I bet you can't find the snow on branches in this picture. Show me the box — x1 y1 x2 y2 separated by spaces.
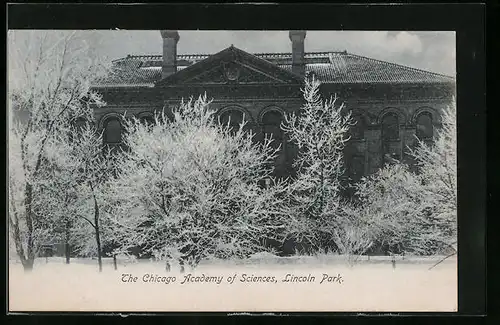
280 76 354 250
409 99 457 253
353 164 429 254
7 31 457 269
352 100 457 255
107 95 287 270
8 31 106 271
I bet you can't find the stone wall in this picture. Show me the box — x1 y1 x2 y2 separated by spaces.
92 82 454 180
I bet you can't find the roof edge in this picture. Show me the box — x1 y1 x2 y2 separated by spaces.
111 50 456 80
346 52 456 80
112 51 346 63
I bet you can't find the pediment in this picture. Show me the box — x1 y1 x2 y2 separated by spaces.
181 61 291 85
156 46 303 87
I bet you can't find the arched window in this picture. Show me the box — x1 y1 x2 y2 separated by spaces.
69 117 88 142
219 109 245 133
416 112 433 140
261 110 284 147
103 118 122 144
139 115 155 128
350 115 365 140
381 113 399 141
349 155 365 181
75 117 87 132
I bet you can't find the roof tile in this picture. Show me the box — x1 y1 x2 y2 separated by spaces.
94 51 455 87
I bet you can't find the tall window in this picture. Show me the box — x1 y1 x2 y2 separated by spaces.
69 117 88 142
416 112 433 140
219 109 245 133
349 155 365 181
104 118 122 144
350 115 365 140
381 113 399 141
75 118 87 132
261 110 284 148
139 115 155 128
381 113 400 160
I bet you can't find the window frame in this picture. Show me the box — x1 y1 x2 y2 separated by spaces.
103 117 123 144
348 154 366 181
138 115 155 129
218 109 246 133
350 114 366 141
261 110 285 146
415 111 434 140
381 112 400 142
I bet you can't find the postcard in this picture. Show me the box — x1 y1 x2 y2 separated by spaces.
8 28 457 312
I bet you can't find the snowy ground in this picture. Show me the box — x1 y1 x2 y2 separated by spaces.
8 254 457 312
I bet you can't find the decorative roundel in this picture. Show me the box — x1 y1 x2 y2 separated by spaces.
222 61 240 82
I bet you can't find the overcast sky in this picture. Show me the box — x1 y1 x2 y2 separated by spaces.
87 30 455 76
8 30 456 77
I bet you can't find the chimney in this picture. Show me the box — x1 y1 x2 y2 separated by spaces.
160 30 180 79
289 30 307 77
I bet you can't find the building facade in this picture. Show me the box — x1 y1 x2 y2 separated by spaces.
92 30 455 182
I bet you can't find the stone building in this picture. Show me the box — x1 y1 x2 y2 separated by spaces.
92 30 455 182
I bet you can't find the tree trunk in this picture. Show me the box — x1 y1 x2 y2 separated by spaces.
65 244 71 264
94 208 102 273
113 254 117 271
22 258 35 271
65 218 71 264
90 181 102 273
319 164 325 214
11 214 29 270
23 183 36 272
179 258 185 273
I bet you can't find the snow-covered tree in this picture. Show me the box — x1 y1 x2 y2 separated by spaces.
8 31 106 271
34 151 80 265
61 123 115 272
108 95 287 271
280 76 354 251
409 99 457 253
352 100 457 255
352 163 428 254
330 202 374 265
28 118 116 272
